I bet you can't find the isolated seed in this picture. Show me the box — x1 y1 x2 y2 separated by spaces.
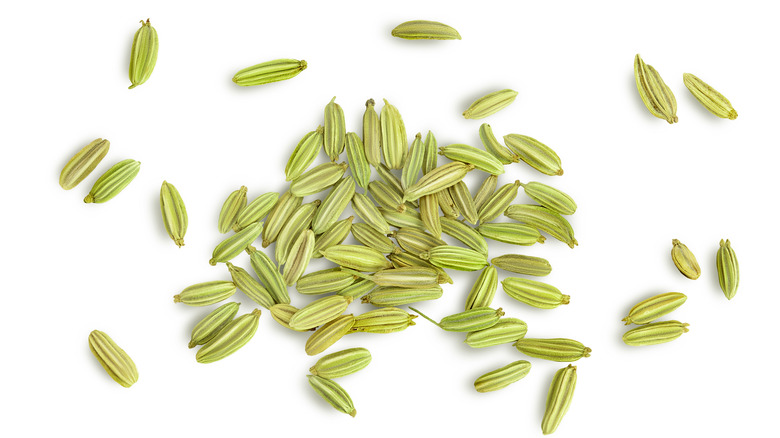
352 192 391 234
448 181 479 224
297 268 357 295
160 181 187 247
218 186 248 234
84 159 141 203
174 281 236 306
310 347 372 378
463 89 518 119
128 19 158 89
391 20 461 40
514 338 591 362
419 194 442 238
542 365 577 435
717 239 739 300
196 309 262 363
671 239 701 280
59 138 110 190
387 252 453 284
338 278 376 299
232 58 307 86
380 207 426 229
88 330 138 388
427 307 505 332
491 254 551 276
393 227 447 255
285 127 324 182
634 54 678 123
474 360 531 393
188 302 240 348
269 304 308 331
622 292 687 325
307 375 357 417
622 320 690 346
683 73 737 119
502 277 569 309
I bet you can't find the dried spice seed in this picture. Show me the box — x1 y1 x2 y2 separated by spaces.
88 330 138 388
305 314 355 356
232 58 307 86
307 375 357 417
474 360 531 393
514 338 592 362
59 138 110 190
174 281 237 306
503 134 563 176
463 89 518 119
683 73 738 119
128 19 158 89
380 99 408 169
310 347 372 379
188 302 240 348
622 292 687 325
324 97 346 161
84 159 141 203
671 239 701 280
196 309 262 363
362 99 381 167
491 254 552 276
391 20 461 40
218 186 248 234
542 365 577 435
234 192 278 232
717 239 739 300
634 54 678 123
285 127 324 182
465 318 528 348
502 277 569 309
209 221 263 265
160 181 187 247
622 321 689 346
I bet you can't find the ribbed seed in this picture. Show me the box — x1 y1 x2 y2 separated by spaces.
419 194 442 238
352 192 391 234
322 245 392 271
542 365 577 435
324 97 346 161
351 307 417 333
88 330 138 388
188 302 240 348
217 186 247 234
297 268 357 295
247 246 290 304
683 73 738 119
439 144 505 175
356 266 440 288
289 295 353 331
515 338 591 362
282 229 315 286
60 138 110 190
465 266 498 310
290 162 348 197
474 360 531 393
391 20 461 40
380 207 425 229
338 278 376 299
209 221 263 265
232 58 306 86
478 223 545 246
440 217 489 256
363 99 381 167
465 318 528 348
310 347 372 378
128 19 158 89
622 292 687 325
504 134 563 176
312 177 355 235
313 216 354 258
634 54 678 123
84 159 141 203
463 89 518 119
234 192 278 232
305 314 355 356
434 307 505 332
473 174 498 212
351 222 396 254
381 99 408 169
502 277 569 309
275 201 320 265
376 163 405 197
368 180 405 211
422 131 438 174
448 181 479 224
478 180 520 223
436 188 460 219
174 281 236 306
160 181 187 247
345 132 371 189
262 190 302 247
420 245 488 271
269 304 308 331
479 124 517 164
401 133 425 190
403 162 475 202
393 227 447 255
492 254 551 276
504 204 577 248
196 309 261 363
307 375 356 417
285 126 324 182
361 285 443 306
717 239 739 300
387 252 453 284
227 262 274 308
623 321 690 346
671 239 701 280
521 181 577 215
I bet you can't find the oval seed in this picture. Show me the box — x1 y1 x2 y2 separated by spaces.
324 97 346 161
88 330 138 388
307 375 356 417
464 266 498 310
503 134 563 176
504 204 577 248
717 239 739 300
683 73 737 119
232 58 307 86
380 99 408 169
289 295 353 331
160 181 188 247
479 124 517 164
305 314 355 356
84 159 141 203
403 162 475 202
362 99 381 167
345 132 371 189
285 127 324 182
217 186 248 234
310 347 372 379
671 239 701 280
491 254 552 276
282 229 316 286
312 177 355 235
391 20 461 40
502 277 569 309
634 54 678 123
520 181 577 215
474 360 531 393
402 133 425 190
227 262 275 309
196 309 262 363
463 89 518 119
234 192 278 232
174 281 236 306
465 318 528 348
514 338 592 362
351 307 417 333
542 365 577 435
623 321 690 346
439 143 505 175
262 190 302 247
209 221 263 265
59 138 110 190
477 223 545 246
622 292 687 325
247 246 290 305
420 245 488 271
290 162 348 197
188 302 241 348
128 19 158 89
313 216 354 257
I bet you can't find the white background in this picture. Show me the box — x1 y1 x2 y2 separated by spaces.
1 1 777 436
